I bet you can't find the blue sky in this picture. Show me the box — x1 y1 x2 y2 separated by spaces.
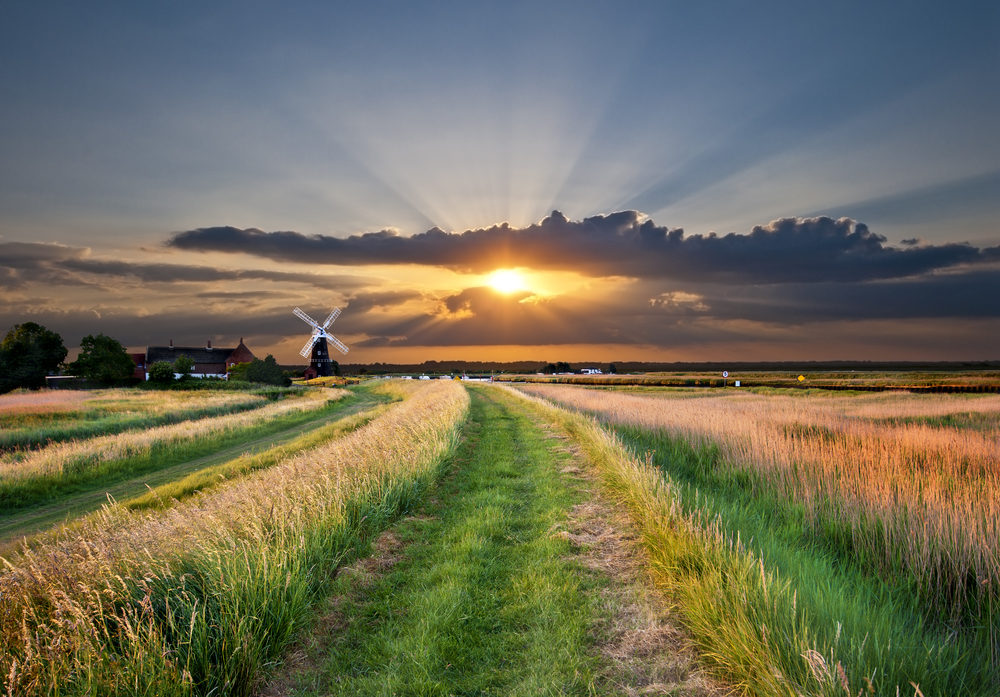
1 1 998 362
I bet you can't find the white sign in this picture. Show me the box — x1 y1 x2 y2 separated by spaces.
722 371 729 378
735 380 741 387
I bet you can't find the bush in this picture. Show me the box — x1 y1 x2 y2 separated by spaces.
148 361 176 384
173 355 195 379
245 355 290 386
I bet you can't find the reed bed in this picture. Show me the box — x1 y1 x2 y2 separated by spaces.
517 384 1000 626
0 380 468 696
0 389 271 451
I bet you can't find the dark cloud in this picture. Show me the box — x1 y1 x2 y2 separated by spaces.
167 212 992 283
0 241 371 288
3 268 997 359
195 290 289 300
0 303 358 351
669 270 1000 325
344 289 424 314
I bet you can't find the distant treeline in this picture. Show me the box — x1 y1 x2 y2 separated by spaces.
319 359 1000 376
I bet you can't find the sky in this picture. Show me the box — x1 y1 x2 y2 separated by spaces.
1 1 998 364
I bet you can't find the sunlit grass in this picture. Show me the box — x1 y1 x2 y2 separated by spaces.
0 380 469 695
0 390 343 513
294 385 604 695
0 388 273 450
507 384 999 695
518 384 1000 625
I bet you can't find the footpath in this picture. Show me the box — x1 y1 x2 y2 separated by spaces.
262 385 720 697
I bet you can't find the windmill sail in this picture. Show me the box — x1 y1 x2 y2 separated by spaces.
299 336 317 357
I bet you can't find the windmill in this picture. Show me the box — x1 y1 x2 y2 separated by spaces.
294 307 348 377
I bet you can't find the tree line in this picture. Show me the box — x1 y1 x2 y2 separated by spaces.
0 322 289 393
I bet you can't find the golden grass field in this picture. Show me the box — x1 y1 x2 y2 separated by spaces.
517 384 1000 623
0 389 338 482
1 379 996 695
0 380 468 695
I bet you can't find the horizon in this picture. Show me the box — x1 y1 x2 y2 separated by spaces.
2 2 998 363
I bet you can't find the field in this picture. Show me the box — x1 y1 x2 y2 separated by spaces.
1 379 997 695
495 370 1000 392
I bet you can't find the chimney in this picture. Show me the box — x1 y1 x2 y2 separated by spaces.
207 340 212 349
169 339 173 349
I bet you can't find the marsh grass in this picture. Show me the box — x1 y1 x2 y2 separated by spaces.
0 380 468 696
505 385 998 696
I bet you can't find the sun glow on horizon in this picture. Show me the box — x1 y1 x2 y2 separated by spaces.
488 268 527 294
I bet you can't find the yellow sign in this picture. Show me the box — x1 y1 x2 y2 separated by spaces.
797 375 805 382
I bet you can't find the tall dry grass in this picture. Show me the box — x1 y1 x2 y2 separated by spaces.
0 389 340 483
517 385 1000 625
502 384 996 695
0 389 271 451
0 380 468 696
0 389 90 415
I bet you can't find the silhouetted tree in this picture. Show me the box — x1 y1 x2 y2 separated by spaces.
70 333 134 385
0 322 67 392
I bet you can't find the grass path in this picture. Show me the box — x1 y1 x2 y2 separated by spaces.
263 385 717 697
0 390 385 548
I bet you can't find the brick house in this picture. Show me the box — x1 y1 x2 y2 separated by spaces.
135 339 255 380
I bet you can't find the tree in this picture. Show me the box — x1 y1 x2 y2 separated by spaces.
227 361 251 381
147 361 176 384
70 333 135 385
245 355 289 386
608 363 618 374
173 355 195 379
0 322 67 392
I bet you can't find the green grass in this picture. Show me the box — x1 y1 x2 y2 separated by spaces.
610 423 996 696
122 401 389 512
0 390 283 451
277 385 612 696
0 389 394 544
0 381 470 697
880 411 1000 432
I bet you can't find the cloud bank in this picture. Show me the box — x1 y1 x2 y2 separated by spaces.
167 211 996 283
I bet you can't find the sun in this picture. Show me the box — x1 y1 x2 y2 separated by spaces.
487 268 526 294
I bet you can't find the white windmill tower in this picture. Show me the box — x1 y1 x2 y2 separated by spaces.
294 307 348 377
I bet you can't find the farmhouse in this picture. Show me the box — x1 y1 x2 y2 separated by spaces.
136 339 255 380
